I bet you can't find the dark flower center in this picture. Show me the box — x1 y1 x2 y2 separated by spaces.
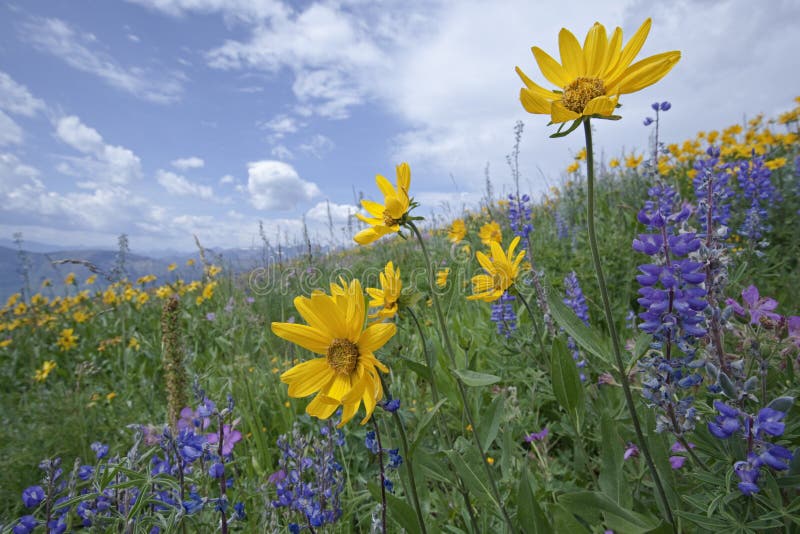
327 338 359 375
563 77 605 114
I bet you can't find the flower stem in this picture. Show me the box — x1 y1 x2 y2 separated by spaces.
407 221 515 532
514 290 546 357
372 418 388 534
583 119 675 528
379 376 428 534
406 306 440 404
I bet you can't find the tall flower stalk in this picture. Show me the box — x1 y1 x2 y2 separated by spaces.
584 120 674 526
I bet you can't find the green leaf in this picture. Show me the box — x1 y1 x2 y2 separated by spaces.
546 285 612 366
559 491 659 534
399 356 432 382
550 118 584 138
552 505 590 532
451 368 500 387
445 450 497 509
410 399 447 455
598 414 628 507
477 394 504 451
675 511 729 530
633 332 653 359
767 396 794 413
368 481 422 534
550 337 585 422
517 467 551 534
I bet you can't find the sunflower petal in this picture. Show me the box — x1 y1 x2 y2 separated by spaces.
282 358 334 397
601 27 623 78
583 95 617 117
293 295 333 338
583 23 608 77
306 394 340 419
612 51 681 94
271 322 330 354
359 322 396 353
515 67 559 99
361 199 386 218
550 100 581 123
532 46 571 88
395 163 411 197
476 250 494 274
607 18 651 80
324 373 353 402
558 27 586 78
375 174 395 198
520 88 551 115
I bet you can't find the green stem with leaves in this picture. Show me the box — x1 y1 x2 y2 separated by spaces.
583 119 675 528
407 221 515 533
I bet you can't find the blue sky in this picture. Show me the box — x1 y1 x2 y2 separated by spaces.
1 0 798 252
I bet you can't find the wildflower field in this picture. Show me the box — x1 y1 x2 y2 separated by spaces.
3 18 800 534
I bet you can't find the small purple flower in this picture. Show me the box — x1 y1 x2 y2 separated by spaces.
21 486 45 508
623 443 639 460
90 442 109 459
209 462 225 478
708 401 740 438
383 398 401 412
246 296 255 304
734 455 761 495
726 285 781 325
755 407 786 437
78 465 94 481
206 424 243 456
13 515 38 534
206 312 216 321
387 448 403 469
651 102 660 111
788 316 800 347
660 102 671 111
524 428 549 443
643 117 654 126
669 456 686 469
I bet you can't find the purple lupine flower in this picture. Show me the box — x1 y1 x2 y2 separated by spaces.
669 456 686 469
643 117 654 126
12 515 37 534
206 312 216 321
382 398 401 412
693 146 734 232
209 462 225 479
787 316 800 347
735 154 778 241
708 401 741 438
726 285 781 325
21 486 45 508
563 272 589 381
754 407 787 437
491 291 517 338
524 428 549 442
555 210 570 240
177 429 206 463
623 443 639 460
660 102 672 111
90 442 109 459
206 424 242 456
387 449 403 469
508 193 533 244
734 456 761 495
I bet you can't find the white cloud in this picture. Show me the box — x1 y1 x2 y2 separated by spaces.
171 156 205 170
259 114 299 136
55 115 142 185
126 0 289 22
305 200 357 224
156 169 214 198
0 71 46 116
0 111 23 146
206 3 383 118
20 17 184 104
247 160 320 210
298 133 334 158
219 174 235 185
271 144 294 160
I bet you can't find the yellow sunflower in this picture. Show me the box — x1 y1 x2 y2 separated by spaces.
516 18 680 124
478 221 503 246
366 261 402 319
467 237 525 302
271 279 396 427
436 268 450 288
354 163 412 245
448 219 467 243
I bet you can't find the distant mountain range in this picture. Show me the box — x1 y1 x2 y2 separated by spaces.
0 240 323 302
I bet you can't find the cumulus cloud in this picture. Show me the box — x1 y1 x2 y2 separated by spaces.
219 174 235 185
55 115 142 185
298 133 334 159
0 71 46 116
19 17 184 104
206 3 382 119
271 144 294 160
156 169 214 198
0 111 24 146
125 0 289 22
247 160 320 210
171 156 205 170
305 200 357 224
